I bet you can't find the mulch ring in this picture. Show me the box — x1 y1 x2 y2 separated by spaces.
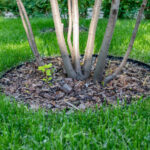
0 56 150 111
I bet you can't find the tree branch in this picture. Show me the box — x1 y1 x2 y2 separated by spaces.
93 0 120 82
104 0 148 85
83 0 102 79
50 0 77 79
17 0 43 66
67 0 74 64
72 0 83 77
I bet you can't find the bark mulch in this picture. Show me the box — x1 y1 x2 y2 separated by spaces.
0 57 150 111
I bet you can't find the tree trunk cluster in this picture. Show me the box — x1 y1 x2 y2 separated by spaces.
17 0 148 85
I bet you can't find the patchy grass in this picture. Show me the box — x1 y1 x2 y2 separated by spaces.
0 17 150 149
0 17 150 72
0 95 150 149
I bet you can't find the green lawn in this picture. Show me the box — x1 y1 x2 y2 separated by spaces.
0 17 150 73
0 95 150 150
0 17 150 149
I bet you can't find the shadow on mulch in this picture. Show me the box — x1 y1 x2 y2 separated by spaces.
0 56 150 111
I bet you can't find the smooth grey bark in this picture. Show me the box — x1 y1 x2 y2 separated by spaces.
50 0 77 79
93 0 120 82
104 0 148 85
16 0 43 66
72 0 83 77
67 0 74 64
83 0 102 79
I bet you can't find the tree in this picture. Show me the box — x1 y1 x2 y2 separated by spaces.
17 0 148 85
50 0 147 84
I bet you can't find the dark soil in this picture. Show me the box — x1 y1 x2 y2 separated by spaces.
0 57 150 111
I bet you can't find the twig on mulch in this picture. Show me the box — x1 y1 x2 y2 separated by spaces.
64 101 79 110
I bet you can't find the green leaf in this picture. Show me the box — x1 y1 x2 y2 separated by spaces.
42 78 47 82
38 66 45 73
47 63 52 68
48 77 52 81
46 70 51 76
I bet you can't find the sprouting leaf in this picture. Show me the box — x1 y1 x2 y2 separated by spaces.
38 66 46 73
42 78 47 82
47 63 52 68
46 70 51 76
48 77 52 81
38 63 54 84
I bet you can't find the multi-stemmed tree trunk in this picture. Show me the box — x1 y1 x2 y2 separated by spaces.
50 0 77 79
50 0 103 80
16 0 43 66
17 0 147 85
104 0 148 85
49 0 147 84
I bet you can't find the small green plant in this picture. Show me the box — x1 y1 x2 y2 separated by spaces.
38 63 54 83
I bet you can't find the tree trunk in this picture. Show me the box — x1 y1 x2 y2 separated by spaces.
17 0 43 66
67 0 74 65
94 0 120 82
72 0 83 77
104 0 148 85
83 0 102 79
50 0 77 79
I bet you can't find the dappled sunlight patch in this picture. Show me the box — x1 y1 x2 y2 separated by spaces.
1 42 30 51
35 36 60 56
142 34 150 42
0 42 32 72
